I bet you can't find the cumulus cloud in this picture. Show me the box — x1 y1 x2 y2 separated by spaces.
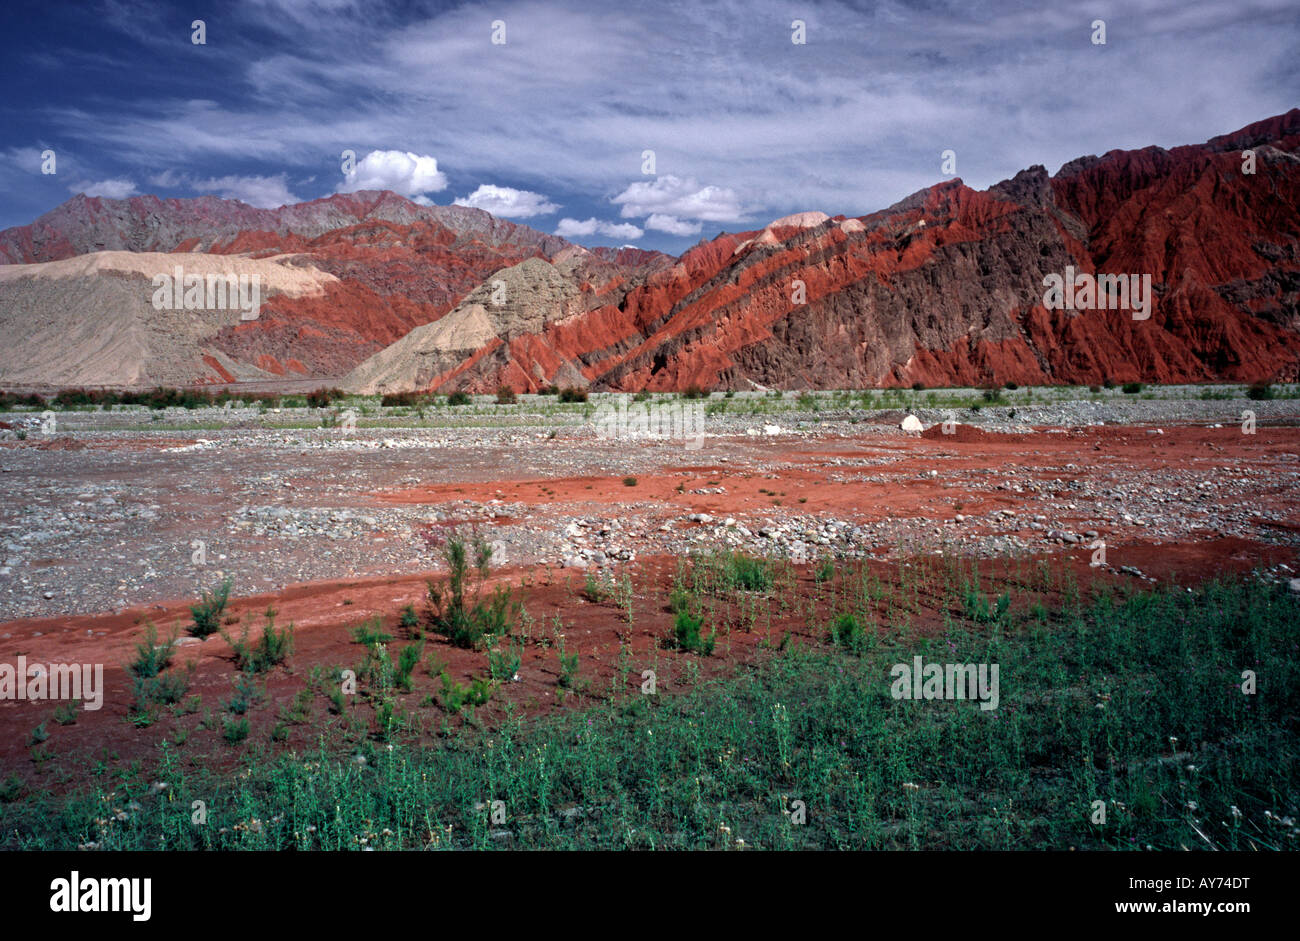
190 174 299 208
612 175 744 223
645 213 702 237
69 178 139 199
454 184 559 218
555 217 643 240
338 150 447 197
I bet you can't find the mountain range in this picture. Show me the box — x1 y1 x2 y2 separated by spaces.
1 109 1297 391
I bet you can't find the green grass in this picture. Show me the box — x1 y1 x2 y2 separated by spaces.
3 573 1295 850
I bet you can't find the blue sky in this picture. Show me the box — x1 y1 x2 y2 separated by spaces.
1 0 1296 253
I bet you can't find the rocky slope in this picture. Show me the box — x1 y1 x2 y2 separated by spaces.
4 111 1299 391
0 192 671 384
345 110 1300 393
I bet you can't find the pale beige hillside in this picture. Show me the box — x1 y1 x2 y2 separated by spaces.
343 256 586 394
0 251 337 386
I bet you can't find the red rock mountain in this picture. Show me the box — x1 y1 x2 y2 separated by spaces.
2 110 1297 390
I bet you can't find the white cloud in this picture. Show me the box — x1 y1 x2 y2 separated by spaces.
69 178 139 199
454 184 558 218
149 169 185 188
191 174 299 208
612 175 745 223
645 213 703 237
555 217 643 240
338 150 447 197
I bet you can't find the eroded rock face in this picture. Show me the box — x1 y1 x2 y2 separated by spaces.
0 192 672 385
4 111 1299 391
394 109 1299 393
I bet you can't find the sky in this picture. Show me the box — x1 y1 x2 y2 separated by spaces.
1 0 1296 253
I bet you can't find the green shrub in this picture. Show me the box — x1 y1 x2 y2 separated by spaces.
189 575 233 638
673 610 715 655
488 642 522 683
558 387 587 403
222 718 249 744
129 621 177 678
395 642 424 692
399 604 420 638
496 385 518 405
440 673 491 713
1247 382 1273 401
831 613 863 648
1122 382 1143 394
425 535 519 649
447 391 471 406
726 554 772 591
351 617 394 648
223 607 294 673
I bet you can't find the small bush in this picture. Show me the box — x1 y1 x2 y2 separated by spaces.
558 387 587 403
727 554 772 591
306 387 343 408
447 390 471 406
425 535 519 650
831 613 863 648
495 385 518 405
223 718 250 744
623 476 638 487
381 391 434 408
1122 382 1143 394
399 604 420 638
189 575 233 638
129 621 177 679
673 610 715 655
351 617 394 648
489 642 522 683
1247 381 1273 401
680 385 709 400
440 673 491 713
395 642 425 692
223 607 294 673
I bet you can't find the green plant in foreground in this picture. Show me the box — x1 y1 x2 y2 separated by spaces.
674 609 715 655
830 612 863 649
489 641 522 683
3 573 1296 852
189 574 233 638
222 718 249 744
223 607 294 673
425 535 519 650
129 620 177 678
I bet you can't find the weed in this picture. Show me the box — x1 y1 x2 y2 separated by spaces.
189 575 233 638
